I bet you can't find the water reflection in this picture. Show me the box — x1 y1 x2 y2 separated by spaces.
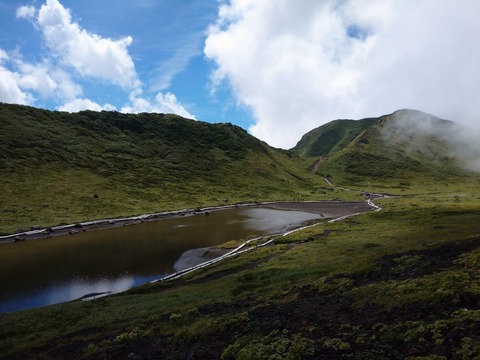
0 207 321 313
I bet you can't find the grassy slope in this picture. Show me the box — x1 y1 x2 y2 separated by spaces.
291 117 378 157
2 107 480 359
0 103 336 234
301 109 471 194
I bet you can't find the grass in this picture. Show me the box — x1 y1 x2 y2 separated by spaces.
302 109 476 195
2 104 480 358
291 117 378 157
2 180 480 358
0 103 341 234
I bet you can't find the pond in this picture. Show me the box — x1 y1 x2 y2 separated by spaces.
0 205 329 313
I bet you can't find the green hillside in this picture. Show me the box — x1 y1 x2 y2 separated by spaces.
296 109 472 193
291 116 378 157
0 103 330 234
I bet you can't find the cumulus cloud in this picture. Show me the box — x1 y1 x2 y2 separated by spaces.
1 0 195 120
57 98 116 112
0 49 31 104
48 68 83 101
1 48 82 104
16 62 58 100
121 90 196 119
16 5 36 20
0 66 31 104
2 0 136 106
205 0 480 148
37 0 139 89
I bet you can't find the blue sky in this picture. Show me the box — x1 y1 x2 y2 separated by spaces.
0 0 255 130
1 1 480 148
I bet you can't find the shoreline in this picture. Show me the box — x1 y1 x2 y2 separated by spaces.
173 247 231 272
161 200 376 277
3 199 379 309
0 202 259 244
0 200 373 245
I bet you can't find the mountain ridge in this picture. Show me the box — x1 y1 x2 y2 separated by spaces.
0 102 326 234
291 108 454 157
292 109 470 191
0 103 473 232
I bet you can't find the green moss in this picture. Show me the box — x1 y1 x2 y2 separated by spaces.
221 330 314 360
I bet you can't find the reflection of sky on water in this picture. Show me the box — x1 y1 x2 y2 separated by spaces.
227 209 320 232
0 273 165 313
242 208 321 232
0 207 321 313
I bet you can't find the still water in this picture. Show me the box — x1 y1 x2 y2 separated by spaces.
0 206 322 313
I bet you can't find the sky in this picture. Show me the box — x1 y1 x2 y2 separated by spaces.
1 0 480 149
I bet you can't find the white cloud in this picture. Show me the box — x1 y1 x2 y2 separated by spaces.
17 62 57 100
0 66 31 104
121 90 196 119
154 92 196 119
1 1 196 120
57 98 116 112
0 50 85 107
150 36 202 92
0 49 31 104
2 1 195 120
16 5 36 20
205 0 480 148
4 49 82 103
48 68 83 101
36 0 139 89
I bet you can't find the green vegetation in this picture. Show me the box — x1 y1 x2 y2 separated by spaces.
1 104 480 359
2 183 480 359
291 116 377 157
301 109 472 193
0 103 333 234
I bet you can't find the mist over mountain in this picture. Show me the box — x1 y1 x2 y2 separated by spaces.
384 109 480 173
293 109 479 189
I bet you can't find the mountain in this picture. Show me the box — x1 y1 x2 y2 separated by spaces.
292 109 470 191
2 106 480 359
1 104 474 233
1 104 475 234
0 103 323 234
291 116 378 157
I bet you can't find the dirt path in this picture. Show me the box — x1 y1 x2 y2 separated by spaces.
323 177 334 186
310 157 326 173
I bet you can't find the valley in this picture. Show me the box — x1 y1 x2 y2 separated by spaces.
1 104 480 359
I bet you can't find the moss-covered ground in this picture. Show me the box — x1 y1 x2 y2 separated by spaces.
1 178 480 359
